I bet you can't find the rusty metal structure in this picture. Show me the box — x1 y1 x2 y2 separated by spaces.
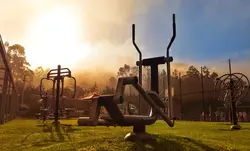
0 35 19 124
214 59 250 129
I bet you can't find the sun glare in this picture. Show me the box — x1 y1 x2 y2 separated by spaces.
25 7 91 69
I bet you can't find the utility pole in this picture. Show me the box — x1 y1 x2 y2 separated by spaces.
179 72 183 120
201 66 205 121
178 73 183 120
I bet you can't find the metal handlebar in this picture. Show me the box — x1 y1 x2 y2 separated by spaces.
60 77 64 97
132 24 142 85
47 68 72 79
40 78 55 98
71 77 76 98
166 14 176 118
132 24 143 114
59 76 76 98
166 14 176 57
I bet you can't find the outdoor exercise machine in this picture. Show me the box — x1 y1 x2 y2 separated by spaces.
39 65 76 124
215 60 250 130
77 14 176 141
134 14 176 117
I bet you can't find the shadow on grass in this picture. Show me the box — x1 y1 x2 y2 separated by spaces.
131 134 218 151
21 123 81 146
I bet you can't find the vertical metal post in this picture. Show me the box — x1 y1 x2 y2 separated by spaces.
54 65 61 124
163 75 166 113
10 85 14 120
229 59 238 125
166 14 176 118
148 67 150 90
166 59 172 117
5 77 11 121
201 66 205 120
151 66 159 94
0 71 8 124
179 73 183 120
132 24 142 114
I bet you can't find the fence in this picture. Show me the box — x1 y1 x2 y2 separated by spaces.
160 59 250 121
0 35 19 124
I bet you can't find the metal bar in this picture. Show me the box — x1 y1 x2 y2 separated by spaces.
54 65 61 124
133 82 175 127
71 77 76 98
163 75 166 113
229 59 238 125
0 70 8 124
5 77 11 121
132 24 142 114
0 35 17 94
10 85 14 120
166 14 176 118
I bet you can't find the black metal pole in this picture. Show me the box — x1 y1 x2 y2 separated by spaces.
166 14 176 118
132 24 142 115
229 59 238 125
54 65 61 124
163 75 166 113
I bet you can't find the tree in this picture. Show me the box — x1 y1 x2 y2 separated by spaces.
6 44 32 81
34 66 45 78
118 64 130 77
90 82 98 93
108 76 117 88
202 66 210 78
102 85 115 94
186 66 200 77
75 85 85 98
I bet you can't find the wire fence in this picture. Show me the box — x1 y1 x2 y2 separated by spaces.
124 58 250 121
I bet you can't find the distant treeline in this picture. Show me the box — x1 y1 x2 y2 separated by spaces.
4 42 250 119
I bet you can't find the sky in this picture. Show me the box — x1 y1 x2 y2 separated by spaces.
0 0 249 77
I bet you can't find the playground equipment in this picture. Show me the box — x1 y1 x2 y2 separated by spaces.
78 14 176 141
215 62 250 129
39 65 76 124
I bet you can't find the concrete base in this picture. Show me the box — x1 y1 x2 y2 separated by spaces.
230 124 241 130
124 132 156 142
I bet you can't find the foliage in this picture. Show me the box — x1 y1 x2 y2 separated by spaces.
101 85 115 94
90 82 98 93
117 64 138 77
4 41 249 120
5 43 33 85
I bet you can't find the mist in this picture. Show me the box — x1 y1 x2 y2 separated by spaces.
1 0 249 88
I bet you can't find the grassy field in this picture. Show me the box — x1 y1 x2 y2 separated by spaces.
0 120 250 151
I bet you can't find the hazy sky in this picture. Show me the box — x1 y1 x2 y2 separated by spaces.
0 0 249 77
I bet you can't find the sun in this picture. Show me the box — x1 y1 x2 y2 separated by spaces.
25 6 91 69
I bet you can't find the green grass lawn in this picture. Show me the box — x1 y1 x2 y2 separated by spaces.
0 119 250 151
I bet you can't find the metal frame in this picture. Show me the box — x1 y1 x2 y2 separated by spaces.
0 35 18 124
40 65 76 124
